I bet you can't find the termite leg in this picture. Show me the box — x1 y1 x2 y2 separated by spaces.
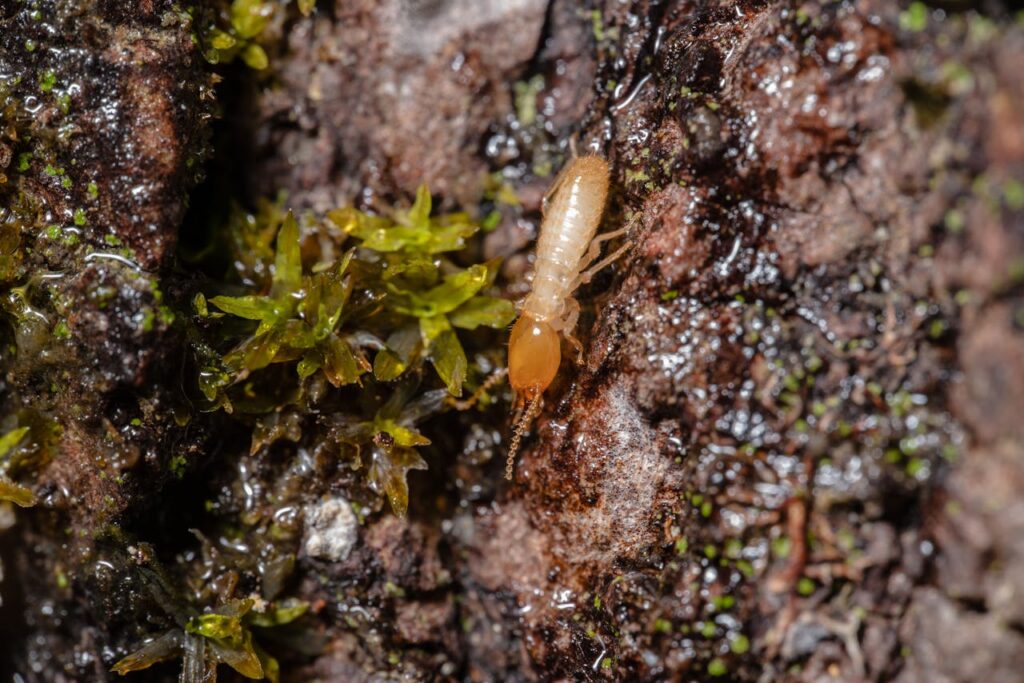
506 393 542 480
574 224 630 277
542 163 573 216
561 298 585 363
447 368 508 411
572 238 631 290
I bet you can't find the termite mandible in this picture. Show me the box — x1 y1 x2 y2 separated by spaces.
505 155 630 479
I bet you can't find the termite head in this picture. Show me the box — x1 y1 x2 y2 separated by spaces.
508 313 560 403
505 313 560 480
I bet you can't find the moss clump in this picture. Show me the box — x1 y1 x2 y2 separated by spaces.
106 520 314 682
0 410 59 507
193 188 514 515
194 0 315 71
112 595 307 681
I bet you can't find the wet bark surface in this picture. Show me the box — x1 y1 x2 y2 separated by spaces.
2 1 1024 681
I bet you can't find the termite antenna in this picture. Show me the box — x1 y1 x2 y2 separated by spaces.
506 394 541 481
448 368 508 411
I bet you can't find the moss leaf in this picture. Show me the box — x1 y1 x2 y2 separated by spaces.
241 43 269 71
373 418 431 447
187 612 245 641
0 477 36 507
256 644 280 683
373 324 420 381
231 0 273 39
321 335 365 386
296 353 322 379
391 264 488 318
207 630 264 679
209 29 237 50
429 328 467 395
335 196 477 254
367 446 427 517
0 426 29 459
271 213 302 297
421 219 477 253
372 349 405 381
448 296 516 330
111 629 184 675
247 598 309 628
224 330 281 372
209 295 277 321
407 184 432 230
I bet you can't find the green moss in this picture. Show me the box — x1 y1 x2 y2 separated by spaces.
0 413 59 508
730 634 750 655
513 75 545 127
114 594 306 681
197 0 311 71
711 595 734 611
1004 179 1024 211
195 186 513 515
590 9 605 42
899 2 928 32
38 70 56 92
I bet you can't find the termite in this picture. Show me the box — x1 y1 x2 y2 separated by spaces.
505 155 630 479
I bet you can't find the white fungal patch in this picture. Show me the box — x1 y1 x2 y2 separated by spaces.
568 381 667 561
303 497 358 562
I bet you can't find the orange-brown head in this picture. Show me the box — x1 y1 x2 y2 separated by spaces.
508 313 560 403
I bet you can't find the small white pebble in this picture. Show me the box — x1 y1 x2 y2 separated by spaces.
303 497 358 562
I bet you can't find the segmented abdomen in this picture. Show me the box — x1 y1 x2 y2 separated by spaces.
524 156 610 323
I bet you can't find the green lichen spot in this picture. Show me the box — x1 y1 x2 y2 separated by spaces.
708 658 728 676
771 536 791 559
39 70 57 92
1004 179 1024 211
590 9 605 41
899 2 928 32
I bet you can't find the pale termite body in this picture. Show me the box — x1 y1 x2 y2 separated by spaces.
505 155 629 478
